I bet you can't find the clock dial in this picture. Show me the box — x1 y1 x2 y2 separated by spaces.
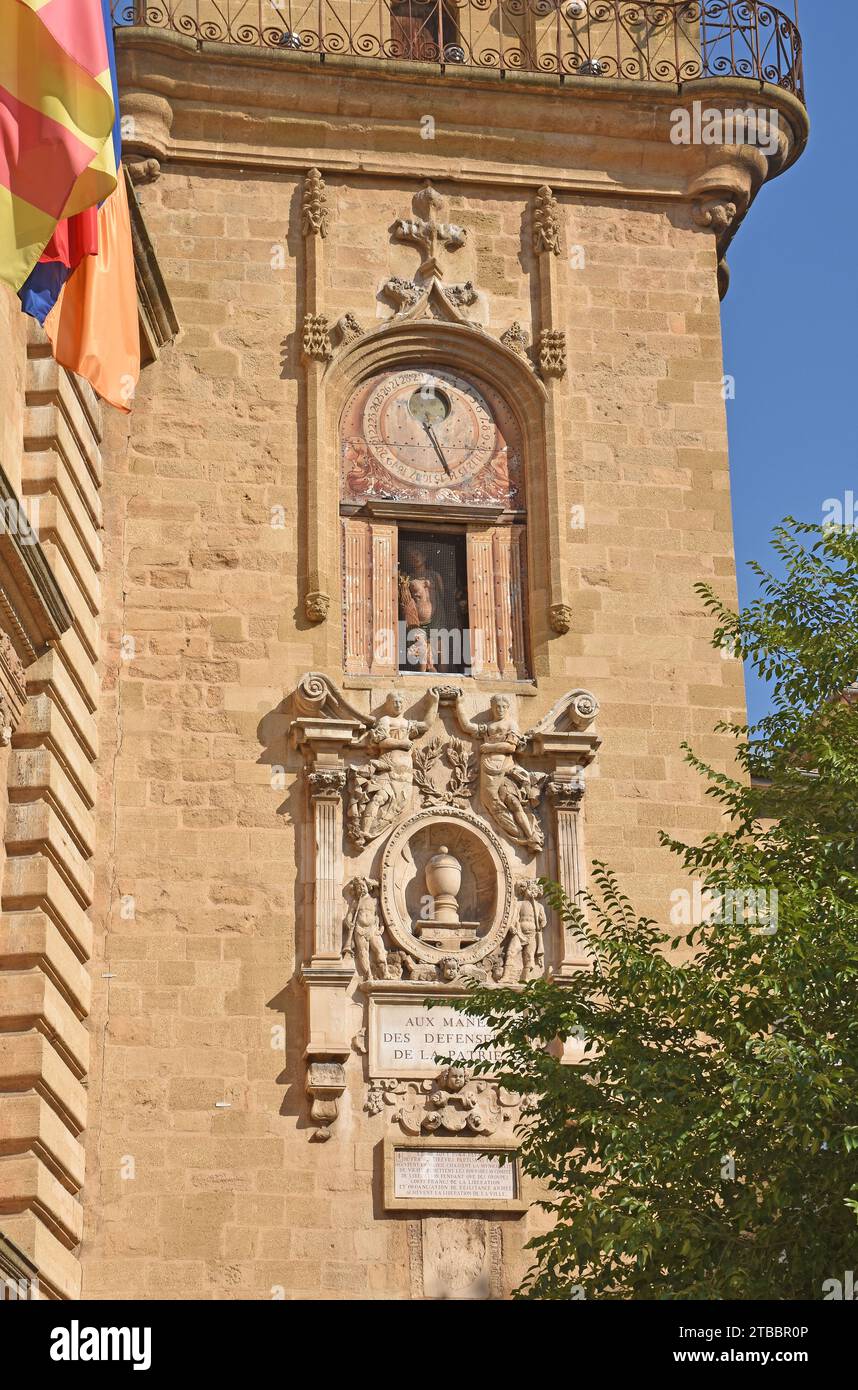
363 369 498 491
340 366 523 507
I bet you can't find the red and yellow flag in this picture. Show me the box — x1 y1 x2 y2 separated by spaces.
0 0 117 291
44 166 139 413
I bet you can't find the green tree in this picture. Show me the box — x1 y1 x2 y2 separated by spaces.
465 521 858 1299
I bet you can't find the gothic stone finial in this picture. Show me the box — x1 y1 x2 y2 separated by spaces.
302 167 329 238
533 184 562 256
501 322 530 356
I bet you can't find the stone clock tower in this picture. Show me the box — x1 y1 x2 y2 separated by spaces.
0 3 807 1300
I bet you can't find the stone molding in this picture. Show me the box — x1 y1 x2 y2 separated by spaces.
126 167 179 367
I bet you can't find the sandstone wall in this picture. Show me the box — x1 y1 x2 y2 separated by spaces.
77 160 744 1298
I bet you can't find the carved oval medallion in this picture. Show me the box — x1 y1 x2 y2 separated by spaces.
379 806 515 965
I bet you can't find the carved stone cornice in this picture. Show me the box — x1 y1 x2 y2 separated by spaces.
114 30 809 217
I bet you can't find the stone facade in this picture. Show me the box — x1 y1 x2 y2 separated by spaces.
0 8 808 1300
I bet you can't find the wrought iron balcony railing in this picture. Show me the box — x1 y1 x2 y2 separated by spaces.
113 1 804 105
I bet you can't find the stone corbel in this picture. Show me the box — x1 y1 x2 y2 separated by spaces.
117 92 172 182
688 158 760 300
304 1047 351 1143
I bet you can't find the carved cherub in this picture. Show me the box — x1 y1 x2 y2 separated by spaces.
343 877 388 980
500 879 547 983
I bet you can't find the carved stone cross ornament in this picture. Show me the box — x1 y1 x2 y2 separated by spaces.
393 182 467 280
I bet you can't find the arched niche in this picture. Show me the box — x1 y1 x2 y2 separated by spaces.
309 318 554 683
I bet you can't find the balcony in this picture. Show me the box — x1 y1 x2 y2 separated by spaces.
112 1 804 103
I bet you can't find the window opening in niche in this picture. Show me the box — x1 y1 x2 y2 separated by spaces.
398 529 470 675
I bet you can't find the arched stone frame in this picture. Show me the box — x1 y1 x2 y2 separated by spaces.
305 317 569 681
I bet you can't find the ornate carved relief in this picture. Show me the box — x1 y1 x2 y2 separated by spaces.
549 601 573 635
412 735 477 808
393 182 467 280
500 321 530 357
498 878 546 983
301 167 330 238
381 275 422 315
302 312 333 362
346 689 439 846
444 281 478 309
377 804 517 977
288 673 602 1136
538 328 567 379
127 157 160 185
375 1067 522 1137
344 876 388 979
692 198 738 234
304 590 330 623
533 184 562 256
378 184 488 330
452 692 545 853
408 1217 504 1300
333 311 364 346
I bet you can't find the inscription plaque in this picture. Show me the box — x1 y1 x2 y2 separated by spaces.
394 1149 516 1201
371 999 500 1078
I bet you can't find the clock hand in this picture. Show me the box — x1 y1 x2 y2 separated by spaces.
422 421 452 476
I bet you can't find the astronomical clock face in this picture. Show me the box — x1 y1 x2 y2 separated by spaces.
340 367 523 507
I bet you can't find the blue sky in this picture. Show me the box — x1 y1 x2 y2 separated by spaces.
722 1 856 722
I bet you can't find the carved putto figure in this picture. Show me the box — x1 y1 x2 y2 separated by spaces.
343 877 388 979
453 692 545 853
346 688 439 846
394 1066 521 1136
499 879 546 983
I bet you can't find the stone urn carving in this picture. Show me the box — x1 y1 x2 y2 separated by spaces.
414 843 479 950
425 846 461 925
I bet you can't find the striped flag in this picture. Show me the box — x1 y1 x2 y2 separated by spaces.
0 0 117 292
